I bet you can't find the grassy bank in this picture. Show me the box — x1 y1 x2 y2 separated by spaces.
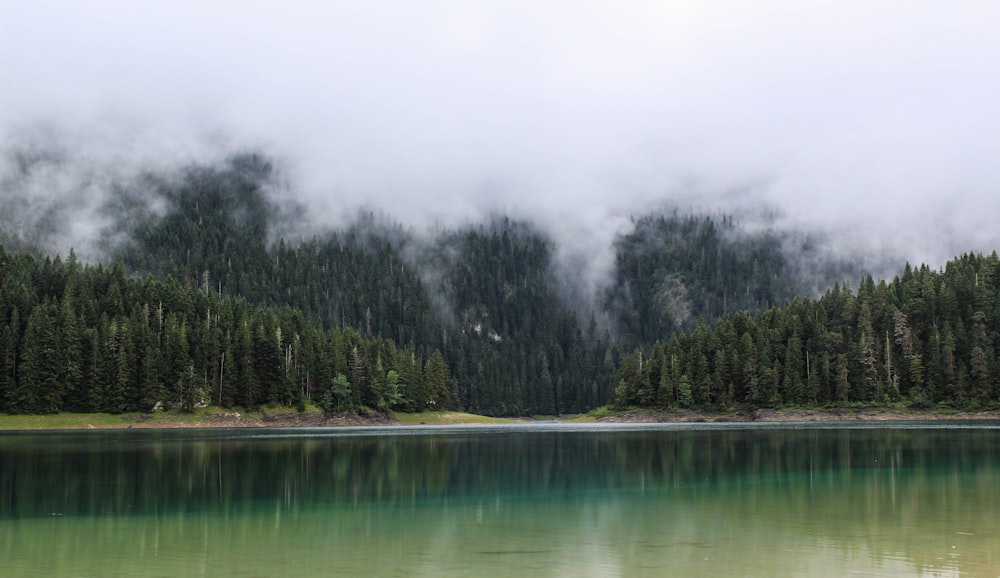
0 408 518 430
0 410 216 430
3 404 999 431
389 411 518 425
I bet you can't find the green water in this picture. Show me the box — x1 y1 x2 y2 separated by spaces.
1 423 999 577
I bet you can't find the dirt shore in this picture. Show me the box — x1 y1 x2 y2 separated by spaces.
597 407 1000 423
119 410 399 428
134 407 1000 428
5 407 999 431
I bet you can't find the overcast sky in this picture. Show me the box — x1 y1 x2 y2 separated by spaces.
2 0 1000 272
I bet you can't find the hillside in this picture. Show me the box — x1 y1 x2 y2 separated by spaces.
1 154 891 416
614 254 1000 411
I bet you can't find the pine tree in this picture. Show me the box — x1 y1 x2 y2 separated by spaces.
16 302 61 413
424 350 451 410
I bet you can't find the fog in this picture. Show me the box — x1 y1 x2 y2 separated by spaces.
3 0 999 282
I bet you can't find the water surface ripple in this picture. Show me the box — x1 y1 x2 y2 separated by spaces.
2 422 997 577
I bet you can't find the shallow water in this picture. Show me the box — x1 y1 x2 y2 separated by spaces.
2 422 999 577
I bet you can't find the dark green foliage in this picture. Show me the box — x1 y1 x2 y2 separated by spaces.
0 245 422 414
81 156 848 416
413 220 617 415
604 213 855 347
100 158 625 416
15 301 60 413
614 253 1000 411
7 153 996 416
319 374 351 413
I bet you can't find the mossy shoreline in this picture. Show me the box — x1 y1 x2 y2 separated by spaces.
0 408 519 430
1 405 998 431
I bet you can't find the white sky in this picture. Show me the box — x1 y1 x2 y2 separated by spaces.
2 0 1000 270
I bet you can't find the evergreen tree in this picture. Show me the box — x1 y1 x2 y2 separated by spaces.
424 350 451 410
16 302 60 413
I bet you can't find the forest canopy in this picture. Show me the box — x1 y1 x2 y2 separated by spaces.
2 156 997 416
613 254 1000 411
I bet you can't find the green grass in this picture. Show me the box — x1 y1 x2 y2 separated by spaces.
392 411 518 425
0 407 249 430
560 405 617 422
0 410 224 430
0 412 136 430
0 407 518 430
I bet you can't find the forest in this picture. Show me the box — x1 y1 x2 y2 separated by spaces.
613 254 1000 411
0 247 451 415
2 154 997 415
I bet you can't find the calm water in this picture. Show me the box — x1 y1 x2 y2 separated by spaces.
2 422 999 577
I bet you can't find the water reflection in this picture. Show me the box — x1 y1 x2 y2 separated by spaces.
2 425 999 577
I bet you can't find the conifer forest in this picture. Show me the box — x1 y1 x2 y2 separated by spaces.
2 155 998 416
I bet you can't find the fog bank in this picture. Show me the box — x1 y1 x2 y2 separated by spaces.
3 1 999 278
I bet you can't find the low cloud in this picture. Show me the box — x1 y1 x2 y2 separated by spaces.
2 0 999 282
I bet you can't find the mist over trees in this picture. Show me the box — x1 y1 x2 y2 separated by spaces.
3 153 997 416
613 254 1000 411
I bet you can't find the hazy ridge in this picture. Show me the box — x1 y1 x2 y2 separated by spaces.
0 151 901 416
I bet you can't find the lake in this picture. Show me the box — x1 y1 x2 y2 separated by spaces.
2 422 999 577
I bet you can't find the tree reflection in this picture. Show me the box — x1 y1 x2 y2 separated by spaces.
1 426 999 575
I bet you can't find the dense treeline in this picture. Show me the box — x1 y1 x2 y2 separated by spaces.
0 246 452 414
614 253 1000 410
2 153 879 416
104 158 615 414
96 155 813 415
424 222 618 414
604 212 860 347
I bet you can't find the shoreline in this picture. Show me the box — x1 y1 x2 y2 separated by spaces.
597 407 1000 423
2 406 1000 430
0 409 514 431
